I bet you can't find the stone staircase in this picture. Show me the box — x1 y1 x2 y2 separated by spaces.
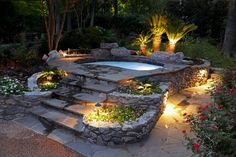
29 74 120 140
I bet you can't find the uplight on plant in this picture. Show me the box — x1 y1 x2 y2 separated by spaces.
133 33 151 56
165 21 197 53
149 14 167 52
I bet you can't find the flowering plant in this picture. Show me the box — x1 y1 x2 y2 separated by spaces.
0 76 27 96
183 69 236 157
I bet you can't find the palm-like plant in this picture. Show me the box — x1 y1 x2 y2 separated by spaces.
165 21 197 53
133 33 152 56
149 14 167 52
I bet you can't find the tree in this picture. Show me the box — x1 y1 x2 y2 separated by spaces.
222 0 236 57
40 0 78 51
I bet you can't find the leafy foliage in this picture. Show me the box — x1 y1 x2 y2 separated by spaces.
59 27 117 49
84 106 139 125
176 37 236 69
165 20 197 44
120 79 162 95
132 33 151 46
0 76 27 96
149 14 167 36
184 70 236 156
38 82 58 91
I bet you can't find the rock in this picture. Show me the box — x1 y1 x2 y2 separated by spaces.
5 99 16 105
100 43 119 49
91 48 111 59
111 47 131 57
151 51 184 62
42 54 48 61
123 136 137 143
47 50 63 62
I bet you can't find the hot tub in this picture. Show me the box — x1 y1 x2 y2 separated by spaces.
85 61 163 71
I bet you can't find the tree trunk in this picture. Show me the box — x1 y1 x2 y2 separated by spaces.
222 0 236 57
113 0 118 16
67 12 72 31
90 0 95 27
165 42 176 53
153 35 162 52
55 0 60 35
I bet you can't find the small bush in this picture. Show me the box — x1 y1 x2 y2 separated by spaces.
59 26 118 50
0 76 27 96
176 37 236 69
184 69 236 156
120 79 162 95
84 106 139 125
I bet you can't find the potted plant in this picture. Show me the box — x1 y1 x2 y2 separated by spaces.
149 14 167 52
165 21 197 53
133 33 151 56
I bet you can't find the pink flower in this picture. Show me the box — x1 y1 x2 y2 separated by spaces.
218 105 224 109
200 116 206 121
228 87 236 95
194 143 200 150
211 124 218 131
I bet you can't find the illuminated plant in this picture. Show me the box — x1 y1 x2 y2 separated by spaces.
133 33 151 56
149 14 167 52
165 21 197 53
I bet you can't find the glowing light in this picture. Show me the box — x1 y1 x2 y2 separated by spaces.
199 69 208 77
163 104 176 116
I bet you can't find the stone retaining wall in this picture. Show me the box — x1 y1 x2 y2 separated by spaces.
106 82 170 111
82 91 168 145
148 61 210 95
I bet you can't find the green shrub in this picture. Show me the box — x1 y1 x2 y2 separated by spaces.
94 15 148 35
120 79 162 95
0 76 27 96
176 37 236 69
84 106 139 125
184 70 236 156
59 26 118 50
0 43 40 66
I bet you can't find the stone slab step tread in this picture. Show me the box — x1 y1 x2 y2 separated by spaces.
42 98 69 109
73 93 106 103
47 128 79 145
32 106 84 133
82 82 117 93
65 105 95 116
53 87 79 98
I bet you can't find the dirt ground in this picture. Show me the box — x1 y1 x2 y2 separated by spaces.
0 120 82 157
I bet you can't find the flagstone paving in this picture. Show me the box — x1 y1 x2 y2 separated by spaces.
0 80 215 157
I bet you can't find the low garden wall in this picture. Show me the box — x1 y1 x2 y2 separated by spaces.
82 91 169 145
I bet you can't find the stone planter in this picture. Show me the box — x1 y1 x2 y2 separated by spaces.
24 72 52 97
81 84 169 145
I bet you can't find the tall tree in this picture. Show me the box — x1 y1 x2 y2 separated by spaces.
222 0 236 57
113 0 118 16
40 0 78 51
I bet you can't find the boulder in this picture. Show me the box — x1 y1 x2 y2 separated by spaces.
151 51 184 62
100 43 119 49
111 47 131 57
47 50 63 62
91 48 111 59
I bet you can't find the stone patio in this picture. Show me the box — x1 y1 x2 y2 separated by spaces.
0 54 218 156
5 79 215 157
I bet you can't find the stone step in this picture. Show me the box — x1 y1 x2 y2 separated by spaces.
41 98 69 109
30 106 84 134
81 82 117 93
64 105 95 116
52 87 79 102
73 92 107 103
